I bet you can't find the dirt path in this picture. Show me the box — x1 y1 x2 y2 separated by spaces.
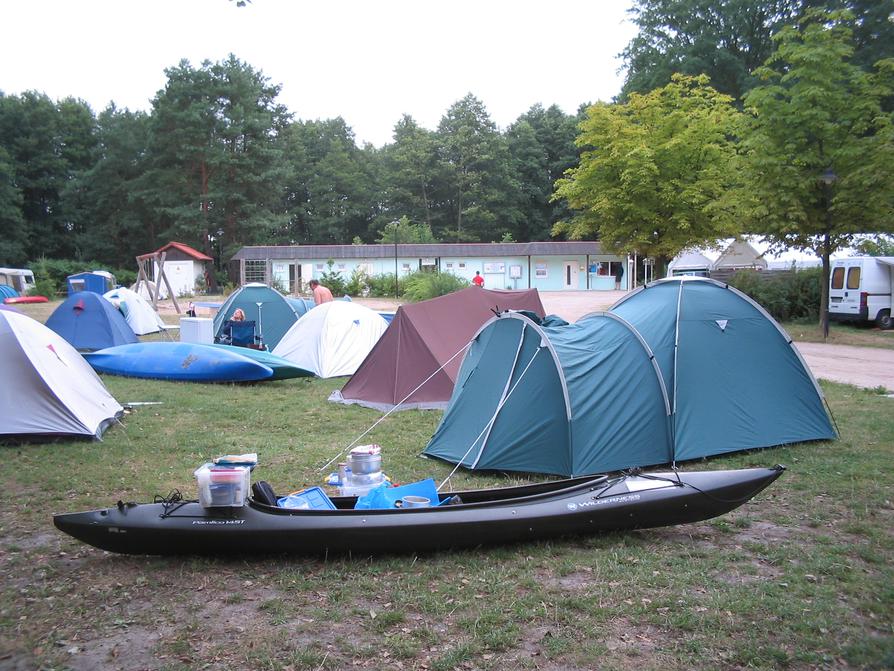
794 342 894 392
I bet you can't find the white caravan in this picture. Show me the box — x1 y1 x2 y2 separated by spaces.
828 256 894 329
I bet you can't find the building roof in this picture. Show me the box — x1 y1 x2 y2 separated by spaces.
714 240 768 270
138 241 213 262
232 241 606 261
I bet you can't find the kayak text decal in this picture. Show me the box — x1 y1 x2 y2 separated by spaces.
191 519 246 525
567 493 640 511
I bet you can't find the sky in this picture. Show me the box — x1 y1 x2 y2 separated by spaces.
2 0 638 147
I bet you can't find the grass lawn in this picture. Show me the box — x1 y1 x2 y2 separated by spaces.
1 299 892 670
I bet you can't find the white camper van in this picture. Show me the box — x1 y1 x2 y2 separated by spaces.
0 268 36 294
828 257 894 329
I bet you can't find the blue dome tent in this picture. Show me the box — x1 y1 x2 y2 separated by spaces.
45 292 137 352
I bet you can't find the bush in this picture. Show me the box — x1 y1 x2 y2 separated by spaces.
318 260 348 296
30 278 58 298
727 267 822 323
345 267 371 297
402 271 470 302
367 273 403 298
28 258 137 293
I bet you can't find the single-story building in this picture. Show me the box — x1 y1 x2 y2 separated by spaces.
138 241 213 298
230 242 629 293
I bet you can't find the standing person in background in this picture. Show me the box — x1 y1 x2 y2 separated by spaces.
309 279 334 305
472 271 484 288
614 263 625 290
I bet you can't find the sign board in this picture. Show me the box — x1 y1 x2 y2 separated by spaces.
509 264 522 279
484 262 505 274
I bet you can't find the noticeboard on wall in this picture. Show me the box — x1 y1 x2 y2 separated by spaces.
534 262 548 279
483 262 505 274
509 264 522 279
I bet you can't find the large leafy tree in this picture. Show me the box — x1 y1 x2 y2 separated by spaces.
437 94 521 242
554 74 743 270
620 0 799 100
506 104 582 241
734 9 894 333
77 105 155 264
0 92 97 260
620 0 894 102
381 115 444 232
280 117 382 244
144 56 291 280
0 145 26 265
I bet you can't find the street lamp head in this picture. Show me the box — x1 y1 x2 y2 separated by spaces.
819 167 838 185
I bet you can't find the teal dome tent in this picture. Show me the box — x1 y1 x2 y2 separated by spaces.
424 278 835 477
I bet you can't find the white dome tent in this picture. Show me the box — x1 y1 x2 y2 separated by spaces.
0 310 123 441
104 287 167 335
272 302 388 378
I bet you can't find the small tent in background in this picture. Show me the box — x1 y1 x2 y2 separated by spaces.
424 277 835 477
0 310 123 441
45 292 137 351
331 287 546 411
104 287 167 335
272 302 389 378
213 284 301 351
667 250 712 277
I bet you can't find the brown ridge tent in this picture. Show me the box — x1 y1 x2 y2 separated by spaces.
329 287 545 411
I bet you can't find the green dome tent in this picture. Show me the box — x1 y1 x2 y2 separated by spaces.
213 284 302 351
423 278 835 477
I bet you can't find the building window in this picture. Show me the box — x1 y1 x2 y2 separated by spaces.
458 262 466 269
315 264 325 271
245 260 266 283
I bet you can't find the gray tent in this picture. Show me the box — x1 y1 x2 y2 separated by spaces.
1 311 122 441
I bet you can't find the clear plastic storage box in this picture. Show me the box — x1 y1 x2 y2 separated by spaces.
194 463 250 507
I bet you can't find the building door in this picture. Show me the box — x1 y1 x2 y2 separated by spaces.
563 262 578 289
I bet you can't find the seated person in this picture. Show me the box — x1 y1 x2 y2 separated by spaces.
231 308 246 321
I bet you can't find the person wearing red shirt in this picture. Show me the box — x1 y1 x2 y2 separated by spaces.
472 271 484 288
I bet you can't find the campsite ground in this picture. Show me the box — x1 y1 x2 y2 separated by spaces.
1 294 892 670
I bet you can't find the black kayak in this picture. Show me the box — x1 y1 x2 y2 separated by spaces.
53 466 784 556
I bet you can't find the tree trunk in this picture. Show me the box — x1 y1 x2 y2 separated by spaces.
820 230 831 338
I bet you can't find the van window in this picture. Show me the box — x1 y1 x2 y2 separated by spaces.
846 267 861 290
831 267 844 289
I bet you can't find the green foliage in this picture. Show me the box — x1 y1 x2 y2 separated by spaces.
318 260 348 296
345 266 371 296
733 9 894 328
853 235 894 257
30 278 57 298
401 270 469 302
375 215 437 244
728 267 823 322
620 0 799 101
554 74 743 264
366 272 403 298
28 258 135 294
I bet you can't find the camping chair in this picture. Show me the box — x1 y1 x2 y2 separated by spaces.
218 320 261 348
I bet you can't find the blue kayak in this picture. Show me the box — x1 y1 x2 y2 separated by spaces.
211 344 314 380
84 342 274 383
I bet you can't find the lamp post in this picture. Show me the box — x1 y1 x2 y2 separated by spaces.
393 222 399 299
819 167 837 340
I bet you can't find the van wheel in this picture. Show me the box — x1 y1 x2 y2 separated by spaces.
877 310 893 330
